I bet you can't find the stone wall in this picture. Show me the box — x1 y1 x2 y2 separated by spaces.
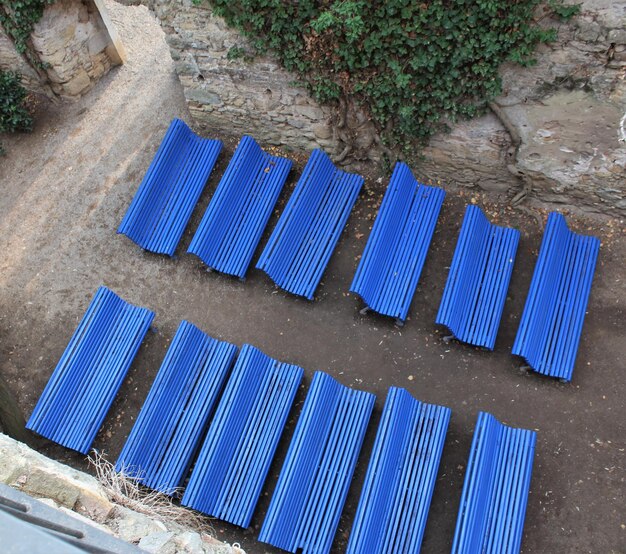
143 0 337 154
141 0 625 218
0 28 48 94
0 0 125 99
420 0 626 216
0 433 245 554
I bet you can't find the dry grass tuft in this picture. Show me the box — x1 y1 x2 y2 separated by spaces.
88 450 215 536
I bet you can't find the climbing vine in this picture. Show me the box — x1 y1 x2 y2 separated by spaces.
0 1 52 154
205 0 579 152
0 1 54 56
0 70 33 154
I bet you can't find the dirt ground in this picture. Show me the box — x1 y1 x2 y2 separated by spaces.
1 2 625 553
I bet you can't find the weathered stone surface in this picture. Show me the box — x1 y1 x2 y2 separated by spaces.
0 433 114 521
139 0 625 217
1 0 124 99
113 505 168 543
503 89 625 213
138 530 177 553
418 113 513 193
140 0 337 155
0 28 47 94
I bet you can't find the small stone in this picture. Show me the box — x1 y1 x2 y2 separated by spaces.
138 531 176 553
174 531 205 552
608 29 626 44
113 506 168 543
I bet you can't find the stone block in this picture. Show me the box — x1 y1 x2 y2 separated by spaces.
113 505 168 543
62 69 92 96
138 531 176 553
608 29 626 44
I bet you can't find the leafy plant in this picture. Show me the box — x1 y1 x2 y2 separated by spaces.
0 70 32 133
207 0 580 150
0 1 55 58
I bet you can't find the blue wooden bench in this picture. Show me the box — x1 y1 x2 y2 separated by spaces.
26 287 154 454
115 321 237 493
259 372 375 554
452 412 536 554
256 149 363 299
118 119 222 256
347 387 450 554
436 205 519 349
182 345 303 528
350 162 445 323
513 212 600 381
188 136 292 278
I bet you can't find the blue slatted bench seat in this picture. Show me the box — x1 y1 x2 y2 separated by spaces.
347 387 451 554
452 412 536 554
115 321 237 493
26 287 154 454
256 149 363 299
187 136 292 278
513 212 600 381
350 162 445 323
118 119 222 256
182 344 303 527
436 205 520 350
259 371 375 554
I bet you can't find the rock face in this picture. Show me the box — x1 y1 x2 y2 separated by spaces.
145 0 337 154
0 0 125 99
139 0 624 217
0 29 47 94
0 433 245 554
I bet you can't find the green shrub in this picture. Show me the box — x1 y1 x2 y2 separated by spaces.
0 70 32 133
207 0 579 150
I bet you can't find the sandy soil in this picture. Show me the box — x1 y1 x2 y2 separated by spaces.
0 2 625 553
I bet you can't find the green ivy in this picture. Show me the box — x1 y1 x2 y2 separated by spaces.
0 69 33 154
206 0 579 149
0 70 32 132
0 1 55 54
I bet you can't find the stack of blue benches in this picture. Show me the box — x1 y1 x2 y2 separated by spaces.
115 321 237 492
25 117 606 554
257 149 363 299
26 287 154 454
351 162 445 323
188 135 292 278
26 285 539 553
513 212 600 381
436 205 520 350
118 119 222 256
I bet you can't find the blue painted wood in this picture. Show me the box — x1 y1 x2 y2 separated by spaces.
436 205 519 350
452 412 536 554
188 136 292 278
118 119 222 256
182 344 303 528
259 372 375 554
256 149 363 299
347 388 451 554
350 162 445 321
26 287 154 454
115 321 237 493
513 212 599 381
